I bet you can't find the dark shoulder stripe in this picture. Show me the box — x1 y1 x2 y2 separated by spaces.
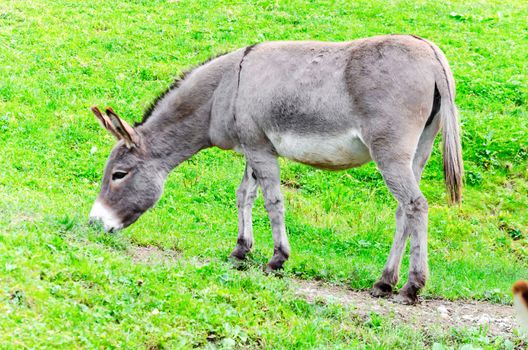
237 44 257 89
233 44 258 122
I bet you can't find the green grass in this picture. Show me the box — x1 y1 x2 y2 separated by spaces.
1 0 527 348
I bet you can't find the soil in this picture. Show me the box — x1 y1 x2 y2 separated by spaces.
128 245 180 264
128 245 208 267
294 279 518 337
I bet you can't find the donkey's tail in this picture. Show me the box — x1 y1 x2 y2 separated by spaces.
440 93 463 204
410 35 463 203
432 46 463 204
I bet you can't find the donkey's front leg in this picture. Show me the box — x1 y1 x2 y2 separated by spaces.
245 151 290 272
230 163 258 261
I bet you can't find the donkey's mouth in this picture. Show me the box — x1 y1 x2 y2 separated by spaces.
89 200 124 232
88 216 123 232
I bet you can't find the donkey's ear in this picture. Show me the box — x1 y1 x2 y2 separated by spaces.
105 107 140 149
91 106 121 140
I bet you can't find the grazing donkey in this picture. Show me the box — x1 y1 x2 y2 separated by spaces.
89 35 463 304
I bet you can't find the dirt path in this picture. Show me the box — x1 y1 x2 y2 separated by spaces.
127 245 519 337
294 279 518 337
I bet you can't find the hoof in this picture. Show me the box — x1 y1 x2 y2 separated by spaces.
371 281 393 298
393 283 421 305
265 252 288 273
263 247 289 275
229 246 250 261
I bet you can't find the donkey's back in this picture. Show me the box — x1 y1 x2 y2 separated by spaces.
211 36 455 173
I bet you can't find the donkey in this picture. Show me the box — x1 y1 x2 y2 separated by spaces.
89 35 463 304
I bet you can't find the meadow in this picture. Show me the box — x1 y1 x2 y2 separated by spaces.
0 0 527 348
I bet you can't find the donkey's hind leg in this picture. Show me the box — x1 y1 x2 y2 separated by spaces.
371 204 408 297
230 163 259 261
372 121 440 298
372 154 429 304
412 117 441 183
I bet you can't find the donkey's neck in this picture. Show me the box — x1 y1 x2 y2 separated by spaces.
137 77 215 172
140 107 211 172
135 53 237 172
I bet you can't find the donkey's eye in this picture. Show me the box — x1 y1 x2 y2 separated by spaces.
112 171 128 181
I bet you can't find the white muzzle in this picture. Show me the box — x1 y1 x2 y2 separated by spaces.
89 199 123 232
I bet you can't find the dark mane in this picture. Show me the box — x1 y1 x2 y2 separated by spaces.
135 72 189 127
135 51 231 127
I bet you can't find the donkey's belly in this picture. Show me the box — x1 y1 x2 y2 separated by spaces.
268 130 372 170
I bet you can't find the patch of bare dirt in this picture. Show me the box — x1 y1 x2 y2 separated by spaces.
8 212 40 227
128 245 180 264
127 245 209 267
294 279 518 337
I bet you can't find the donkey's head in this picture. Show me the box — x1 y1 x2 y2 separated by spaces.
89 106 165 232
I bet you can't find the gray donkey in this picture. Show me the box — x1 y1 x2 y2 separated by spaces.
89 35 463 304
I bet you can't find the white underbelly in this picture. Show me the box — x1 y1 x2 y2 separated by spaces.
268 130 372 170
